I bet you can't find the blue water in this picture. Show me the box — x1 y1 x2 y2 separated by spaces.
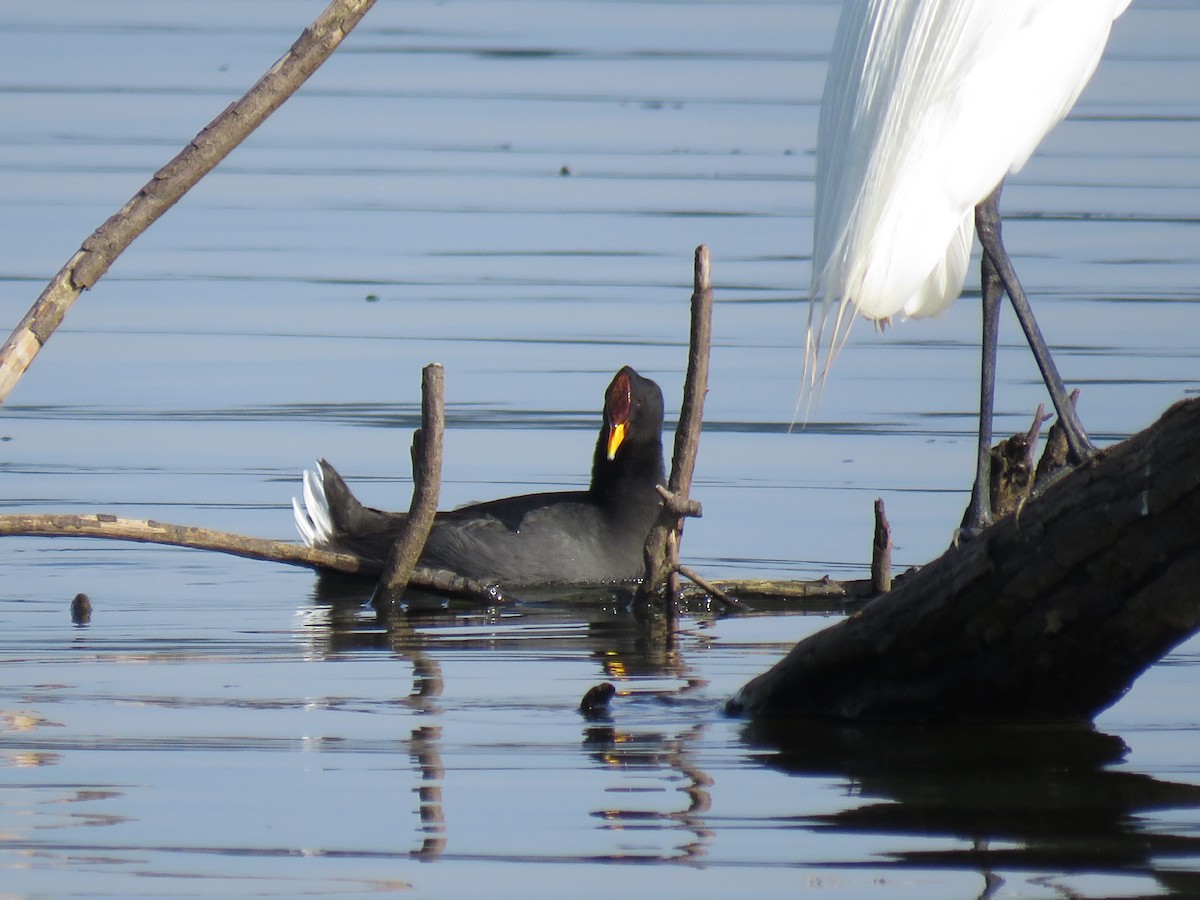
1 1 1199 896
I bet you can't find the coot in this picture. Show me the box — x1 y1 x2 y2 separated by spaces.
293 366 666 586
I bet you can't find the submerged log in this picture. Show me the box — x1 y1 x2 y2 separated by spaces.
728 396 1200 722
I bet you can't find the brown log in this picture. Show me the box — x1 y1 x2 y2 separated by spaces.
373 364 445 613
728 396 1200 722
0 0 377 405
635 245 713 606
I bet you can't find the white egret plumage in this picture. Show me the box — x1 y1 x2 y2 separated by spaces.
807 0 1132 528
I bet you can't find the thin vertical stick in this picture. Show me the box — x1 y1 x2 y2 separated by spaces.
871 497 892 593
670 246 713 509
373 364 445 614
636 245 713 606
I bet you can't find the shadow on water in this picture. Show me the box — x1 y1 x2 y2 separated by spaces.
745 718 1200 897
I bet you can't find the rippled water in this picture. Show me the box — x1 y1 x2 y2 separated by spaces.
2 1 1200 896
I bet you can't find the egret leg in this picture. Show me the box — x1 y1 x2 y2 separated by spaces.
961 247 1002 531
975 182 1095 464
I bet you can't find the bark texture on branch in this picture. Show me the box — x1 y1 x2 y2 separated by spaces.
373 364 445 612
636 245 712 606
0 0 377 405
870 498 892 593
729 396 1200 723
0 513 369 572
0 513 504 603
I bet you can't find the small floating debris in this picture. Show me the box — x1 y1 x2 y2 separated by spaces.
70 592 91 625
579 682 615 719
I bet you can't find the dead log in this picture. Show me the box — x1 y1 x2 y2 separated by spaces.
728 396 1200 722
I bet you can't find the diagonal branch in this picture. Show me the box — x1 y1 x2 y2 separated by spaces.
0 0 377 405
0 512 503 603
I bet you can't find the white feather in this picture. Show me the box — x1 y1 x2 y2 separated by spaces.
293 464 333 547
806 0 1131 390
292 496 318 547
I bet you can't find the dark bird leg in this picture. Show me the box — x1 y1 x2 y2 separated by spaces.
961 244 1003 531
975 181 1095 466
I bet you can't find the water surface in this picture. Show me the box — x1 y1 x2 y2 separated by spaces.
2 1 1199 896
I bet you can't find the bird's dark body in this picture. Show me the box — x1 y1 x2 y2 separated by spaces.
306 366 666 587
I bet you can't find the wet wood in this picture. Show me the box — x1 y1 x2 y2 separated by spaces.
729 396 1200 723
373 364 446 614
870 498 892 593
0 0 377 405
1034 389 1079 489
635 244 712 608
702 576 878 603
0 506 866 606
987 405 1043 519
676 564 750 613
0 513 503 603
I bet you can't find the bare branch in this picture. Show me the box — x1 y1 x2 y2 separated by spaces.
870 498 892 593
0 512 504 603
636 245 713 605
676 565 751 613
373 364 445 612
0 0 377 405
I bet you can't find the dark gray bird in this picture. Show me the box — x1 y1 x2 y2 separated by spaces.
293 366 666 587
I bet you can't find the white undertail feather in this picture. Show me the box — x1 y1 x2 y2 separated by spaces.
804 0 1131 407
292 464 333 547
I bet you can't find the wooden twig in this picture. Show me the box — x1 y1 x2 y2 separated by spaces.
0 0 377 405
665 530 683 611
0 513 503 603
373 364 445 614
870 498 892 593
695 577 877 603
1023 403 1050 471
676 565 751 613
1035 388 1081 489
656 484 702 518
0 513 366 570
635 245 713 606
